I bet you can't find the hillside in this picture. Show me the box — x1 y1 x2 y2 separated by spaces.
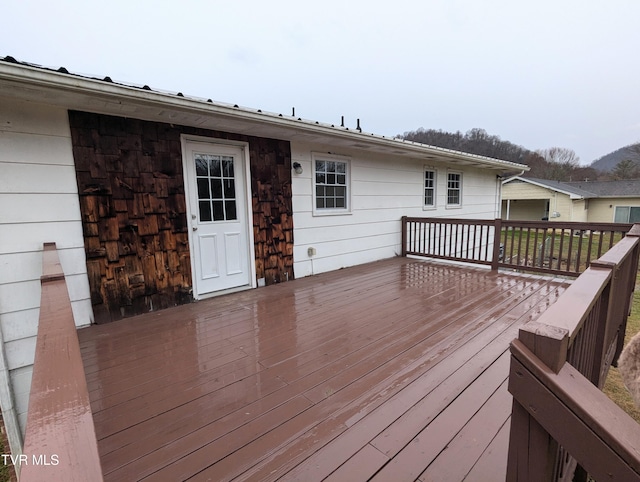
590 143 640 172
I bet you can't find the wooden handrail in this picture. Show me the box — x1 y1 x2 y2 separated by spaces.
20 243 103 481
506 225 640 481
509 340 640 481
402 217 634 277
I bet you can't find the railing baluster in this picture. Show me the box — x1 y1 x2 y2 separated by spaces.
401 218 634 277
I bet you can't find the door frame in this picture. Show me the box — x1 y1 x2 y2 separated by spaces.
180 134 256 299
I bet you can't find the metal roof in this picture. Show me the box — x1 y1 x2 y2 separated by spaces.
0 55 529 172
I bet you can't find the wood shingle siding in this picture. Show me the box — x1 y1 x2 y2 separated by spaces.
69 111 293 323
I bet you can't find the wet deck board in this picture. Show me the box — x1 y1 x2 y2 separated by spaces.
78 257 570 481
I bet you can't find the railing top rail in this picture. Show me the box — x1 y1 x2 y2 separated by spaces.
403 217 496 226
21 243 103 481
511 339 640 479
523 266 612 345
593 226 640 267
501 219 633 231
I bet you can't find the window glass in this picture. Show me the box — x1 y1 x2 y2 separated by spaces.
195 154 237 222
315 158 349 211
447 172 462 206
424 170 436 207
615 206 630 223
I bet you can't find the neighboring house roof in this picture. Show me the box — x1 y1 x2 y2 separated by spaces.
0 56 528 173
502 176 597 199
564 179 640 198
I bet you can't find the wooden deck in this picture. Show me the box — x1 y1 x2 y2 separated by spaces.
78 257 571 481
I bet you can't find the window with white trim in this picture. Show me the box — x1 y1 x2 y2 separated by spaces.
424 169 436 208
447 172 462 206
313 154 350 212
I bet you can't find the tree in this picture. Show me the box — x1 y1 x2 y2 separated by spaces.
611 159 640 180
534 147 580 181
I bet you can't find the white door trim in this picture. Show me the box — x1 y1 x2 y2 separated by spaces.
180 134 256 299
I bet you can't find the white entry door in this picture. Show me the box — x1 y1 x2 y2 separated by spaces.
184 140 252 297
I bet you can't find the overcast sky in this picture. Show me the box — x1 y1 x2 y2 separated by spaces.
3 0 639 164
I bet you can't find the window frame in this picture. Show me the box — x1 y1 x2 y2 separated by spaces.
423 167 437 210
446 170 463 208
614 205 640 223
312 152 352 216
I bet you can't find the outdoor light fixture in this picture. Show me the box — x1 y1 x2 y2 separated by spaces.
293 162 303 174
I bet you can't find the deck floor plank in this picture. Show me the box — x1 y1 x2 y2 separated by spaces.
78 257 571 481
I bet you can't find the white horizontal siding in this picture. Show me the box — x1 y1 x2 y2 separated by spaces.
9 367 32 436
0 309 39 343
0 193 82 224
0 221 85 254
0 96 90 445
0 162 79 193
291 141 501 278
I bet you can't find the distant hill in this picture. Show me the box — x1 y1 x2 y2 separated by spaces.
590 143 640 172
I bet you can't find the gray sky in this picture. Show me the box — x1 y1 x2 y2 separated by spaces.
3 0 639 164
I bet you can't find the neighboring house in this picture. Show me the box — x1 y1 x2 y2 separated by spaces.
501 177 595 222
0 57 526 454
564 179 640 223
502 176 640 223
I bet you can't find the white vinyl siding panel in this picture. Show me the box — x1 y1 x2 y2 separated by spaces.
291 142 500 277
0 97 91 440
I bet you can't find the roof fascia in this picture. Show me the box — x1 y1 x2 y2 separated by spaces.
0 61 528 172
502 176 585 199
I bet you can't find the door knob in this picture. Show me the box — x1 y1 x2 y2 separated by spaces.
192 226 198 231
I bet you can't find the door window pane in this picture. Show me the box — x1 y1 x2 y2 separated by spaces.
209 158 221 177
197 178 210 199
210 179 223 199
225 200 237 220
195 153 238 222
199 201 212 222
212 201 224 221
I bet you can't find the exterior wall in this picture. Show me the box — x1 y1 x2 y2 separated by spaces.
501 180 584 222
571 199 589 223
0 98 91 448
291 141 501 277
502 180 553 200
588 197 640 223
501 199 548 221
69 112 293 322
551 192 574 221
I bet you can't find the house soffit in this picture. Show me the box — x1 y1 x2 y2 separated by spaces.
0 59 527 172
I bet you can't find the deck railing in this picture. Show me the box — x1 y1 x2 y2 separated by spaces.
401 217 633 277
507 225 640 481
20 243 103 481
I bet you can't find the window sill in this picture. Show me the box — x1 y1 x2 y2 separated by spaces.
312 209 353 217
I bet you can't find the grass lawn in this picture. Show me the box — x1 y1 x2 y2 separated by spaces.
500 228 623 272
604 271 640 423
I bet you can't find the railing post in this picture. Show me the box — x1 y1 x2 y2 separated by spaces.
614 224 640 364
401 216 407 257
507 322 570 480
491 218 502 271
